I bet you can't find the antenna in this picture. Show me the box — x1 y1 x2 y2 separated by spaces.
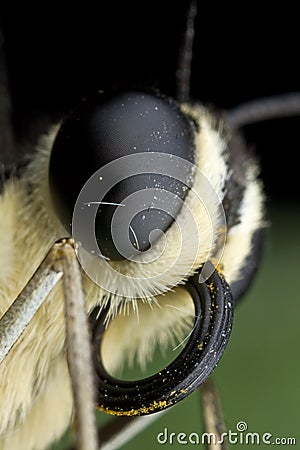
176 0 197 103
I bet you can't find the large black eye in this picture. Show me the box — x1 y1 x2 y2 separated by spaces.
49 91 196 260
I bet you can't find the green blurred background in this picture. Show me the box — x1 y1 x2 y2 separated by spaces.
52 204 300 449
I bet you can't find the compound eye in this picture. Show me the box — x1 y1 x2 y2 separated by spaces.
49 91 196 260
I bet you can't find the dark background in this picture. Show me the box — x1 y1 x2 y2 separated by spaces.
0 2 299 201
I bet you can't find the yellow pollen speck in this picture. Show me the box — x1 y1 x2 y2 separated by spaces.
208 282 215 292
216 264 223 274
97 399 170 417
210 258 224 275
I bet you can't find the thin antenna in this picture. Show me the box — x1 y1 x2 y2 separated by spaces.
176 0 197 103
228 92 300 129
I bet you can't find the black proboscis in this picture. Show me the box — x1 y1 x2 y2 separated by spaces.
90 262 233 416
